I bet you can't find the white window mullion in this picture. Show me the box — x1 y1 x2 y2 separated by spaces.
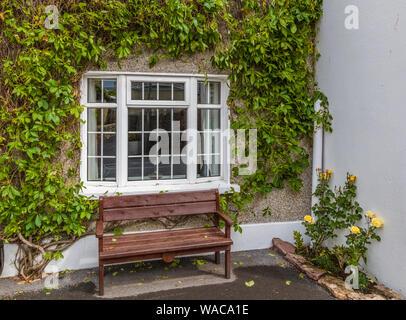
117 75 127 187
141 108 144 181
188 78 197 183
222 81 230 183
80 77 88 183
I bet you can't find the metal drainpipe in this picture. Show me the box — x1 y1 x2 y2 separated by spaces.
0 241 4 276
311 100 324 211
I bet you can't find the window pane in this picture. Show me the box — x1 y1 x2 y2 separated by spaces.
88 79 102 103
144 157 157 180
103 134 116 157
198 132 220 155
88 158 101 181
173 108 187 131
158 108 172 131
198 109 220 131
173 156 187 179
209 82 221 104
211 154 221 176
158 156 171 180
128 108 142 131
128 133 142 156
198 109 208 131
197 156 221 178
103 158 116 181
159 133 171 156
128 158 142 181
172 132 187 155
144 82 157 100
197 81 208 104
210 109 220 129
103 80 117 103
87 133 101 156
88 108 101 132
131 82 143 100
144 108 157 131
144 132 157 156
173 83 185 101
159 83 172 101
103 109 116 132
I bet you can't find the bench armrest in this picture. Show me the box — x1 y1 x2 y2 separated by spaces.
96 221 103 238
216 211 234 226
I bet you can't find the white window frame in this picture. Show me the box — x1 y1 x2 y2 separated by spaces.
80 72 238 197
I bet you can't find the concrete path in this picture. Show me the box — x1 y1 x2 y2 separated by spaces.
0 249 334 300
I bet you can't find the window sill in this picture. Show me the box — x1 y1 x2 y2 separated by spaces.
80 181 240 199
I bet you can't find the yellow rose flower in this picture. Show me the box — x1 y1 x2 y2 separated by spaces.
350 226 360 234
371 218 384 228
349 175 356 181
304 215 314 224
365 211 376 219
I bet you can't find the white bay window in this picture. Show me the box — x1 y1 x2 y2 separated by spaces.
80 73 237 196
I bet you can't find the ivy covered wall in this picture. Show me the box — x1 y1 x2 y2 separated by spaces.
0 0 330 279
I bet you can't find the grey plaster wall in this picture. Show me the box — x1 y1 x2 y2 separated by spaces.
316 0 406 295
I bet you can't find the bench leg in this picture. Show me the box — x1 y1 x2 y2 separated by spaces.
225 249 231 279
215 251 221 264
99 264 104 296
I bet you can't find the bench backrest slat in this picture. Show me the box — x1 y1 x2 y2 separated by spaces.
101 190 218 222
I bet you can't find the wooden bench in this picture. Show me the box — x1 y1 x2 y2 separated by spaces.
95 189 233 296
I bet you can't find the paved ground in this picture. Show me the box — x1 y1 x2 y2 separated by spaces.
0 249 334 300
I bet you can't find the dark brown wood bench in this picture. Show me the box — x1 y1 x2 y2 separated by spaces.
95 189 233 296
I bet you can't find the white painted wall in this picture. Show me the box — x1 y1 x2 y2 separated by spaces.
316 0 406 296
1 221 308 278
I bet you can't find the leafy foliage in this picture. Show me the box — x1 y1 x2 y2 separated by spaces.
296 170 383 289
0 0 226 279
213 0 332 221
0 0 329 279
293 230 305 255
305 171 363 255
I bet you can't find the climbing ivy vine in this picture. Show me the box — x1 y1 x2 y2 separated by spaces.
0 0 330 280
213 0 331 224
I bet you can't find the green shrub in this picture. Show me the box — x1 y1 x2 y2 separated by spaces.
296 170 384 291
293 230 305 255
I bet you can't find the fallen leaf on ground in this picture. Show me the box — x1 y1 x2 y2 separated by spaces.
286 281 291 286
192 259 207 265
233 261 243 265
17 281 25 285
245 280 255 287
268 253 275 257
111 238 117 242
112 272 119 276
299 273 304 279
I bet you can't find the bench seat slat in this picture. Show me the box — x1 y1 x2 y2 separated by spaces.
100 237 232 260
103 227 222 247
102 190 217 210
102 229 226 252
103 201 216 221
